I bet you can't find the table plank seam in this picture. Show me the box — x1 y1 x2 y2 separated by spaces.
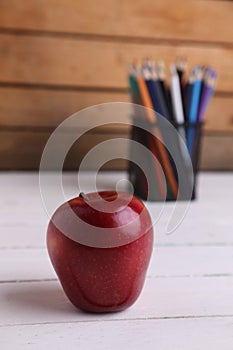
1 273 233 285
1 314 233 329
1 242 233 250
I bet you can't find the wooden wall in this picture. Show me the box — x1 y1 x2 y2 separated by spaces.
0 0 232 170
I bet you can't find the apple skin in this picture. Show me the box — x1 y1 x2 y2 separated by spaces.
47 191 154 313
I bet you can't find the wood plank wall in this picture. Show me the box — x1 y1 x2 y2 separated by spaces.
0 0 232 170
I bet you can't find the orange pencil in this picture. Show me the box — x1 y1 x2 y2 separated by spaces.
136 74 178 198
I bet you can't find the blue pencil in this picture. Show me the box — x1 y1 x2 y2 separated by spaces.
197 68 217 121
145 78 161 113
184 81 193 121
188 66 203 123
187 66 203 154
143 63 170 120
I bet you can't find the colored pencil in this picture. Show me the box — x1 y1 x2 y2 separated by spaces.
188 66 203 123
135 67 178 198
128 66 165 199
170 64 185 125
156 61 174 121
127 59 217 200
175 58 187 120
197 68 217 121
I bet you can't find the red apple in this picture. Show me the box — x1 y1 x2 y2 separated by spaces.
47 191 154 313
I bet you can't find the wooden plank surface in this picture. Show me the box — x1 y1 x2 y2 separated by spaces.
0 130 233 170
0 88 232 132
0 0 232 44
0 130 128 170
200 134 233 170
205 96 233 132
0 0 232 173
1 277 233 326
0 34 232 92
0 172 233 349
1 317 233 350
0 87 129 127
1 246 233 282
1 172 233 249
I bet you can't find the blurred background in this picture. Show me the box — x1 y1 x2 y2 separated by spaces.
0 0 232 171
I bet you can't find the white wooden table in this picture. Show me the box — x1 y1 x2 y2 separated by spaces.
0 171 233 349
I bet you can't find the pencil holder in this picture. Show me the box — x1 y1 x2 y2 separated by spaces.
128 116 203 201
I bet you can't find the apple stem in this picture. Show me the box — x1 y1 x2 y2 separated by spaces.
79 192 89 202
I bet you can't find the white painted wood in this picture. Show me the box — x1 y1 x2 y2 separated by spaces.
149 245 233 277
0 200 47 227
1 172 233 248
2 218 233 249
0 248 56 282
0 317 233 350
1 171 233 348
0 277 233 327
1 246 233 282
0 226 46 249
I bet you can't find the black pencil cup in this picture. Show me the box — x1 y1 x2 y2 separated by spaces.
128 116 203 201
